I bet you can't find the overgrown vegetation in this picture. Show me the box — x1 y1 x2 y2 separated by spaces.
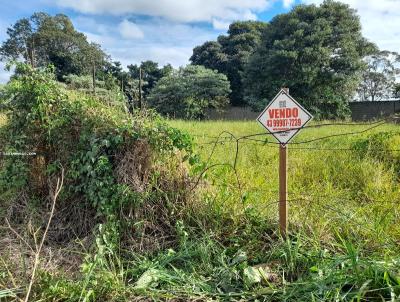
0 66 399 301
0 0 400 299
168 119 400 300
0 65 206 301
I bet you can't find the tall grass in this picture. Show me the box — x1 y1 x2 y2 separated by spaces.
169 120 400 254
1 118 399 301
0 114 6 127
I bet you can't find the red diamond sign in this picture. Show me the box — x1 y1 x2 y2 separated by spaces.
257 89 313 144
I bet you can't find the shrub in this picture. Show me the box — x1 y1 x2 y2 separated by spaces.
147 65 230 119
0 63 195 253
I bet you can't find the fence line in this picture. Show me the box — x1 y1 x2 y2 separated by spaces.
205 101 400 121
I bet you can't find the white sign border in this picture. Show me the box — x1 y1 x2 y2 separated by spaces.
257 89 313 145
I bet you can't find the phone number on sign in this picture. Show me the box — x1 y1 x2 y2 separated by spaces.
266 118 302 128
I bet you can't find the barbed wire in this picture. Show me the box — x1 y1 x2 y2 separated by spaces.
190 117 393 140
186 117 400 245
290 121 387 144
1 117 399 196
198 139 400 152
194 119 400 154
223 117 391 138
1 116 398 156
1 114 399 252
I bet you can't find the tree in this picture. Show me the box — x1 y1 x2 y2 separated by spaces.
357 51 399 101
190 41 227 71
190 21 267 106
393 84 400 99
0 12 107 80
243 0 376 119
148 65 231 119
0 18 34 66
104 61 125 85
127 60 172 97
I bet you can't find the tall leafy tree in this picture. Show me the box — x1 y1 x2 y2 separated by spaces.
190 41 227 71
127 60 173 97
0 12 107 80
148 65 231 119
105 61 124 80
357 51 399 101
190 21 267 106
243 0 376 119
0 18 34 66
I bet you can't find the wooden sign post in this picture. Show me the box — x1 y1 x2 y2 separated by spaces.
279 88 289 238
257 88 313 238
279 136 288 237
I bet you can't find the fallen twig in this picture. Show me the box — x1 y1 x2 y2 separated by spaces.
24 168 64 302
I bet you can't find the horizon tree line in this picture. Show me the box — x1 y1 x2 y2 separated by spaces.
1 1 399 119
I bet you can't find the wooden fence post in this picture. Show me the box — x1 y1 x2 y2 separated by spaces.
279 87 289 238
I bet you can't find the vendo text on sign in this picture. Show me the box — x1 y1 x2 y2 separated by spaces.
257 89 313 144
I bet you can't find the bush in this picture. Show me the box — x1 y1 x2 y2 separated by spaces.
0 64 196 252
2 64 399 301
148 65 231 119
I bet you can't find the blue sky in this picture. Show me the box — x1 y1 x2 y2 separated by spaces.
1 0 400 83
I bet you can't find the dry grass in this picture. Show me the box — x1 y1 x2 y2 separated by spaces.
120 153 194 254
0 114 6 127
116 139 152 192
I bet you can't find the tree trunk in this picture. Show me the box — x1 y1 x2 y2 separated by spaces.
92 62 96 94
139 67 143 110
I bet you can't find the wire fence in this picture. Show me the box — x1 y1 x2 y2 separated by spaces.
1 115 399 208
183 116 400 240
0 114 399 250
193 118 400 176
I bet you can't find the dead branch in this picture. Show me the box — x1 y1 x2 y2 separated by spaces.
24 167 64 302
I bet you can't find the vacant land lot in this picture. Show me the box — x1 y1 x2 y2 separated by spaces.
1 111 399 301
170 120 400 253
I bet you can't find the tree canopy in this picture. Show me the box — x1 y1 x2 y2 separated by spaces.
148 65 231 119
127 60 173 97
0 12 107 80
357 51 399 102
190 21 267 106
1 6 395 119
243 0 376 119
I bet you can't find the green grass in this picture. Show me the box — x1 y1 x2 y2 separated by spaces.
1 117 400 301
168 119 400 254
1 69 399 300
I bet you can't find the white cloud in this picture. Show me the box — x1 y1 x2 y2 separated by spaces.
302 0 400 53
211 9 257 30
282 0 295 8
78 17 217 68
118 19 144 39
56 0 270 23
0 62 12 84
212 19 231 30
110 46 193 68
83 31 116 46
72 16 110 35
